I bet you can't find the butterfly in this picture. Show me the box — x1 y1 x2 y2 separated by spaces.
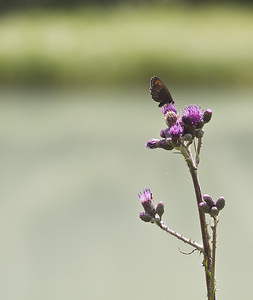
150 76 174 107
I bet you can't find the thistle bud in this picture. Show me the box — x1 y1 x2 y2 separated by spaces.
216 196 225 211
210 206 219 217
203 109 212 124
164 111 178 127
203 194 215 207
195 129 204 138
182 133 193 141
160 129 166 138
199 202 211 214
158 139 174 151
156 201 165 218
145 139 160 149
139 212 153 222
196 120 204 129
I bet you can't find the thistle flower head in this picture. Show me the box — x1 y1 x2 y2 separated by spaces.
146 86 212 153
138 188 152 203
161 103 177 115
138 188 156 218
169 121 184 139
182 105 203 126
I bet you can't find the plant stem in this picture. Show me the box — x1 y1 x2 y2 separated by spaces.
195 137 202 167
185 155 214 299
211 217 218 297
155 217 203 252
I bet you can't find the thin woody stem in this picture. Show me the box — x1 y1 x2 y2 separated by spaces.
195 137 202 167
180 146 214 299
154 217 203 252
189 164 212 296
211 217 218 297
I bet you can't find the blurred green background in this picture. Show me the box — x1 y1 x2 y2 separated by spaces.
0 1 253 299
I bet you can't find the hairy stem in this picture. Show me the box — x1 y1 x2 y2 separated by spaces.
211 217 218 298
183 150 214 299
154 217 203 252
195 137 203 167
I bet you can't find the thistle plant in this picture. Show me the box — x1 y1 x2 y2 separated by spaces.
138 77 225 300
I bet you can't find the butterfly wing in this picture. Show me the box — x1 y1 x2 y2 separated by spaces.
150 76 174 107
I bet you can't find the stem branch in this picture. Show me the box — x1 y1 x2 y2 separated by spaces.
154 217 203 252
195 137 202 167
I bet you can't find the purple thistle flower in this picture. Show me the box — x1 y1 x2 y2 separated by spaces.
161 103 177 116
182 105 203 126
169 121 184 138
138 188 156 217
138 188 152 203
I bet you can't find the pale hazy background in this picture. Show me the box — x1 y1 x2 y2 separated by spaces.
0 2 253 299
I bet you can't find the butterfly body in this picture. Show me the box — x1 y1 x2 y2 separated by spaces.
150 76 174 107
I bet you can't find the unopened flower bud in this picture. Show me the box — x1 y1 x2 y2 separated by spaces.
203 109 212 124
210 206 219 217
199 202 211 213
182 133 193 141
145 139 160 149
158 139 174 150
216 196 225 211
203 194 215 207
160 129 166 138
156 201 165 218
196 129 204 138
146 138 173 151
165 111 178 127
139 212 153 222
196 120 204 129
142 201 156 217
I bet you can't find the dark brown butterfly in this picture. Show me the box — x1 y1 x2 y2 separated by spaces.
150 76 174 107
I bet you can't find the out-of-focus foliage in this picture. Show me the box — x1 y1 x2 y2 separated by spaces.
0 0 253 11
0 5 252 87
